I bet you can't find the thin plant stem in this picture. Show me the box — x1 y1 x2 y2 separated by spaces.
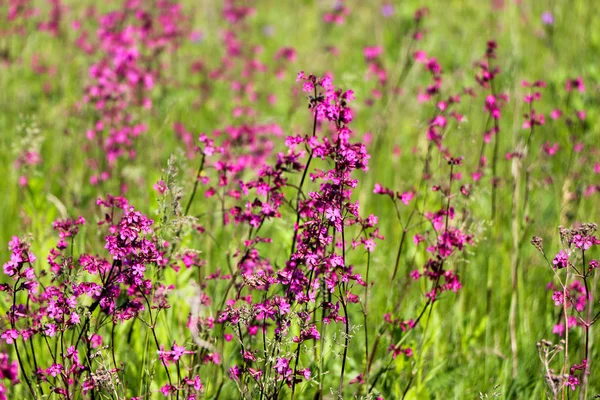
363 251 371 389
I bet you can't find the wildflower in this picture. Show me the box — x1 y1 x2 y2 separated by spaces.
552 324 564 336
160 384 176 396
399 191 414 205
541 11 554 25
565 77 585 93
90 334 103 348
46 363 63 378
69 312 81 325
573 234 596 250
566 375 579 390
185 375 204 391
551 291 563 306
542 142 559 156
229 365 241 381
154 180 167 194
0 353 18 384
373 183 393 198
381 4 394 17
552 250 569 269
293 325 320 342
0 330 19 345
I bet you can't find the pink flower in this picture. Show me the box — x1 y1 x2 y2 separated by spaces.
553 324 565 336
160 384 176 396
69 312 81 325
0 330 19 344
186 375 204 391
573 234 596 250
363 46 383 61
542 142 559 156
90 334 103 348
551 291 564 306
46 363 63 377
566 375 579 390
552 250 569 269
399 191 414 205
154 180 167 194
565 77 585 93
414 50 428 63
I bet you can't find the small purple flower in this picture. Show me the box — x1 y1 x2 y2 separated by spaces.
573 234 596 250
541 11 554 25
0 330 19 345
566 375 579 390
553 323 564 336
189 30 204 43
552 250 569 269
551 291 564 306
381 3 394 17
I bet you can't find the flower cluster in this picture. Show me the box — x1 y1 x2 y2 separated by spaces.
78 1 188 185
533 223 598 396
0 194 205 398
3 2 600 399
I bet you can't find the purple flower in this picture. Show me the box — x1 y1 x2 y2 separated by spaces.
573 234 596 250
553 323 565 336
381 4 394 17
160 384 176 396
0 353 18 385
566 375 579 390
541 11 554 25
0 330 19 345
552 250 569 269
551 291 564 306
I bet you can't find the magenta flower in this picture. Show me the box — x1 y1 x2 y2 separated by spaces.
381 4 394 17
185 375 204 391
542 142 559 156
573 234 597 250
552 250 569 269
0 353 18 385
541 11 554 25
0 330 19 345
399 191 414 205
551 291 564 306
160 384 176 396
364 46 383 61
565 77 585 93
553 324 565 336
566 375 579 390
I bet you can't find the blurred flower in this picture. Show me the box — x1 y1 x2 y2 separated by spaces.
381 3 394 17
541 11 554 25
189 30 204 43
262 25 275 37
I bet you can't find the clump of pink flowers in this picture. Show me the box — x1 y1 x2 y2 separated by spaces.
532 223 599 397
